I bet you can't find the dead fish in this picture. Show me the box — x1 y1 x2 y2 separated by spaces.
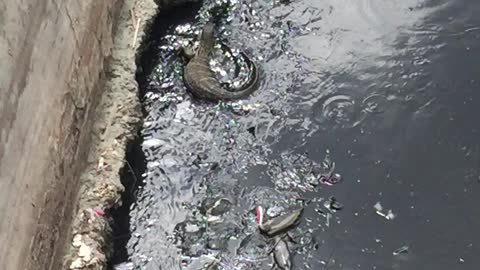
255 206 303 236
273 236 291 270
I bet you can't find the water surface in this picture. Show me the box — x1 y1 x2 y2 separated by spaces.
120 0 480 269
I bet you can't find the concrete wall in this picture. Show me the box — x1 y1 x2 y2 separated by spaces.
0 0 122 269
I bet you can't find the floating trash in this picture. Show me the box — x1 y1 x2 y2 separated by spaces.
393 245 409 255
312 150 343 187
142 138 162 148
266 205 285 218
113 262 134 270
324 197 343 212
373 202 382 211
373 202 396 220
325 212 332 227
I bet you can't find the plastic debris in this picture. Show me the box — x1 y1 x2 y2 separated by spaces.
373 202 383 211
315 150 343 186
326 212 332 227
72 234 82 247
70 258 85 269
142 138 162 148
374 202 396 220
113 262 134 270
207 215 223 224
393 245 409 255
266 205 284 218
97 157 104 169
78 243 92 261
93 206 104 217
320 172 343 186
324 197 343 212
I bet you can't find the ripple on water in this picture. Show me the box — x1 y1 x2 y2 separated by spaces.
312 94 363 129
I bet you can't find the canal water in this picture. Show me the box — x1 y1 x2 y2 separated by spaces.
113 0 480 269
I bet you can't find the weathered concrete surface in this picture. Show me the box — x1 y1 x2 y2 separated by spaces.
0 0 123 269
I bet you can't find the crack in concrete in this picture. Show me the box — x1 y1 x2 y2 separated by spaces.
64 5 80 49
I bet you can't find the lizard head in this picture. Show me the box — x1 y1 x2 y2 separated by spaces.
196 22 216 57
200 22 215 42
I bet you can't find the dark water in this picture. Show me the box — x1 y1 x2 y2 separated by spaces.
116 0 480 269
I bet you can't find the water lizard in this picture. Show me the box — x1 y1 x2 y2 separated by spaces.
183 22 259 101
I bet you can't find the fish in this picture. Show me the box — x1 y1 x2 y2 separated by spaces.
255 206 303 236
273 236 292 270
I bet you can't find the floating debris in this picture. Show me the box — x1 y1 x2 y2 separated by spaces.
142 138 162 148
207 215 223 224
320 172 343 186
373 202 382 211
266 205 285 218
324 197 343 212
325 212 332 227
113 262 134 270
373 202 396 220
206 197 233 216
312 150 343 186
393 245 409 255
267 151 342 191
175 23 193 34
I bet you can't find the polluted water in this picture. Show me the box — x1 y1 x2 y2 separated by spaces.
111 0 480 269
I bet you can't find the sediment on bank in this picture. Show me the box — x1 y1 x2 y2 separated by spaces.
63 0 158 269
63 0 208 268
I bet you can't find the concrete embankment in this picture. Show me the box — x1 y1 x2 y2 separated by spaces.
0 0 166 269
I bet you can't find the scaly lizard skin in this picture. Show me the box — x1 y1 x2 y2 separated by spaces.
183 22 259 101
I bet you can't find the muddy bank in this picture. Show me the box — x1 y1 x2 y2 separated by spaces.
63 0 159 269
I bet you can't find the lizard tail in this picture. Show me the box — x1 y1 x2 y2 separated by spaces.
222 53 260 100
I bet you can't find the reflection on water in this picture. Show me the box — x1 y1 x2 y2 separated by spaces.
123 0 480 269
